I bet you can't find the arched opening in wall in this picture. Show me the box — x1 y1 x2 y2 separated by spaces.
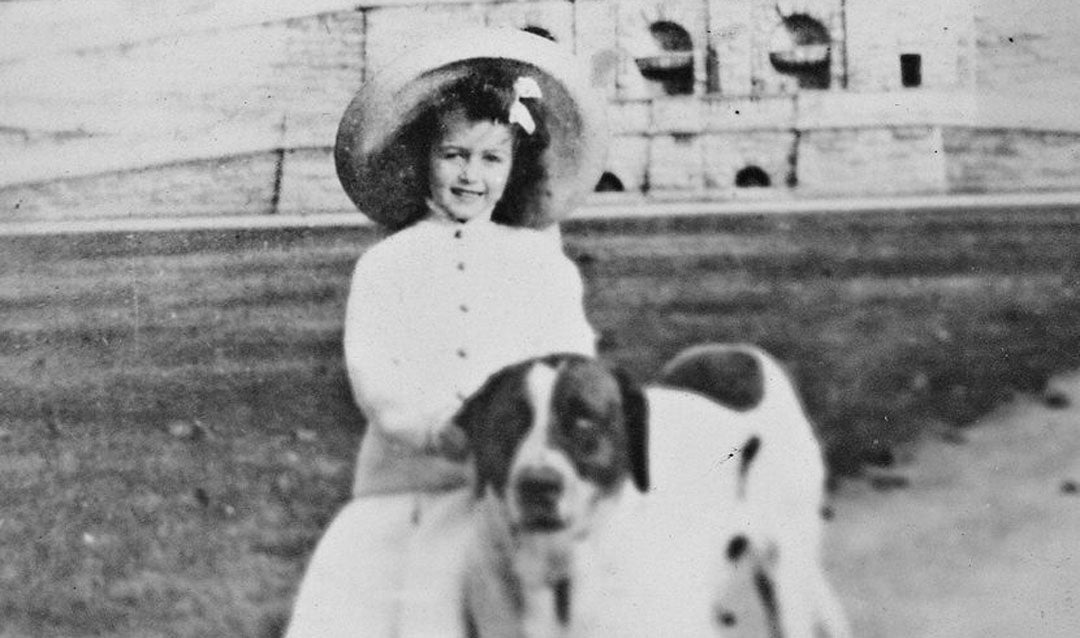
769 14 831 90
735 166 771 188
522 25 556 42
595 172 625 192
634 21 694 96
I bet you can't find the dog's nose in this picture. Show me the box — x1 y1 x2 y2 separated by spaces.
516 466 564 505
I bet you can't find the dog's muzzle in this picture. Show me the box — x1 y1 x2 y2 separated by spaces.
513 466 567 532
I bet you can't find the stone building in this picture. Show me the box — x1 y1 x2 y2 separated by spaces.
4 0 1080 222
330 0 977 200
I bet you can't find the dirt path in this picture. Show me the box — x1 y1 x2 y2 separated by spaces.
824 373 1080 637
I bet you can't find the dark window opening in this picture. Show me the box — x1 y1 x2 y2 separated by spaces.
735 166 772 188
649 20 692 51
522 26 556 42
635 21 694 96
595 172 625 192
769 14 831 90
900 54 922 87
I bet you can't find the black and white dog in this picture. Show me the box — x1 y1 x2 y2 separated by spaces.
455 344 850 638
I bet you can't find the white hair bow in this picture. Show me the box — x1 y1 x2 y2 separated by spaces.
508 76 542 134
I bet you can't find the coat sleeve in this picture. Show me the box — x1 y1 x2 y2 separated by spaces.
535 251 598 357
342 250 460 452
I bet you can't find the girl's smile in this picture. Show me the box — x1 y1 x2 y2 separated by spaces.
428 108 515 222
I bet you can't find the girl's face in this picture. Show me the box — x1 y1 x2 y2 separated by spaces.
428 108 515 222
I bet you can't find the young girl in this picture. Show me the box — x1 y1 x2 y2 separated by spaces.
285 30 609 637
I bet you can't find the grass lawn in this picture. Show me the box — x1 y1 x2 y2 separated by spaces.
2 204 1080 635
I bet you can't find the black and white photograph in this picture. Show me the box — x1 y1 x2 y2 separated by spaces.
1 0 1079 636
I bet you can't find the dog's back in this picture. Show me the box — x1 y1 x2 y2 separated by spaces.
652 343 850 638
571 387 759 636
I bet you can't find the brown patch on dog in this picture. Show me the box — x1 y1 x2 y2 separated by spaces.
658 345 766 412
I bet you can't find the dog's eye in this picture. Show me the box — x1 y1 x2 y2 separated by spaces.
571 418 599 450
572 419 616 464
573 417 596 435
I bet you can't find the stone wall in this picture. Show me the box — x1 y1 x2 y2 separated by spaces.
278 147 356 214
277 12 368 146
744 0 846 94
845 0 975 92
7 0 1080 224
945 128 1080 194
799 126 946 195
703 130 796 193
2 154 279 223
0 10 365 182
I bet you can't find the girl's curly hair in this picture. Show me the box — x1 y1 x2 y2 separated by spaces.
395 60 552 229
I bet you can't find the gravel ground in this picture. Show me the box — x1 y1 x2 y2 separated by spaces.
824 373 1080 638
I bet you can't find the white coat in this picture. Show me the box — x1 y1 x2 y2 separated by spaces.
286 212 597 637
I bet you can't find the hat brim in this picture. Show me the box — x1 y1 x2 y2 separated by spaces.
335 28 609 229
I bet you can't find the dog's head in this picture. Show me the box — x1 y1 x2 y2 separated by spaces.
454 354 649 535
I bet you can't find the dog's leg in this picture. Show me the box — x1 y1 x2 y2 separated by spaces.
770 548 842 638
508 530 577 638
463 535 527 638
522 587 556 638
519 581 567 638
464 563 527 638
808 563 853 638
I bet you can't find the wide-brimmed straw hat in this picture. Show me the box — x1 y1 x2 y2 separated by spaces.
335 28 609 229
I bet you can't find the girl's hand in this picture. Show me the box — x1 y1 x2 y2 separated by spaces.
427 423 470 462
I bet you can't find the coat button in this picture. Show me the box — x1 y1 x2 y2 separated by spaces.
454 229 463 239
457 262 465 271
457 348 467 358
459 304 469 313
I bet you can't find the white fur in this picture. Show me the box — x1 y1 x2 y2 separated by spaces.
466 347 851 638
510 364 587 534
469 362 604 638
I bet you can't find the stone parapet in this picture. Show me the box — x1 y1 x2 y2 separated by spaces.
796 90 976 129
797 126 946 195
945 128 1080 193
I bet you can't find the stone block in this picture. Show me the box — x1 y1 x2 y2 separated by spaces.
708 0 754 95
649 133 704 191
608 101 652 134
945 128 1080 193
277 146 356 214
702 130 795 190
574 0 619 98
652 97 703 133
602 135 651 192
0 153 278 222
798 125 946 195
704 94 796 131
363 4 486 74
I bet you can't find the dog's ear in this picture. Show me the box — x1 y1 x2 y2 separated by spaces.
613 366 649 492
452 387 483 442
452 376 501 498
453 362 532 499
453 362 519 438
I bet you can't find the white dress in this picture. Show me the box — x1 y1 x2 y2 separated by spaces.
285 212 596 637
345 212 596 495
